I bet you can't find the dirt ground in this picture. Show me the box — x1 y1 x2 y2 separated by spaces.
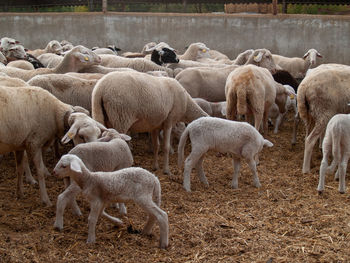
1 115 350 263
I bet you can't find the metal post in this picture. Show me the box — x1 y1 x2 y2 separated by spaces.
102 0 107 13
272 0 277 15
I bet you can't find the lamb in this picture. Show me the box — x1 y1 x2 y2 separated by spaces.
178 117 273 192
53 154 169 248
27 40 63 58
0 45 101 81
317 114 350 194
175 49 278 102
272 49 323 79
298 64 350 173
54 129 133 231
194 98 227 118
179 42 211 61
99 55 174 76
92 71 209 174
225 64 295 134
268 85 297 134
0 85 90 206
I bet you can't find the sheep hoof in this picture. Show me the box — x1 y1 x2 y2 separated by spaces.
86 238 96 244
339 190 345 194
317 190 323 195
53 223 63 231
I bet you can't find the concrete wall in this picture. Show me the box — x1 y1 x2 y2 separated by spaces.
0 12 349 64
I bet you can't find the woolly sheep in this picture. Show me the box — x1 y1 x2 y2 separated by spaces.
175 49 278 102
298 64 350 173
317 114 350 194
7 60 35 70
92 71 209 174
272 49 323 79
28 40 63 57
178 117 273 191
38 53 63 68
0 85 90 206
225 64 294 134
28 73 99 112
54 129 133 231
99 55 174 77
180 42 210 61
150 47 179 66
2 44 27 62
0 45 101 81
53 154 169 248
92 47 117 55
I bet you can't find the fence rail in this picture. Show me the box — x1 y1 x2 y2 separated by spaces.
0 0 349 7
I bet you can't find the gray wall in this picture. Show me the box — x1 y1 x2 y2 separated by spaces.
1 12 349 64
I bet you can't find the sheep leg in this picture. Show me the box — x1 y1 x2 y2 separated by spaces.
254 112 263 134
23 151 37 185
246 158 261 188
113 203 127 215
54 182 82 231
273 113 284 134
195 155 208 187
262 109 270 135
338 155 349 194
317 145 331 193
31 148 52 206
102 210 123 225
140 199 169 249
151 130 160 171
231 157 241 189
87 199 104 244
291 113 300 145
162 124 172 175
14 151 25 198
302 123 324 173
183 147 207 192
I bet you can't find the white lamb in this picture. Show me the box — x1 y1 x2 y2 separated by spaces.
317 114 350 194
178 117 273 192
54 129 133 231
272 49 322 79
53 154 169 248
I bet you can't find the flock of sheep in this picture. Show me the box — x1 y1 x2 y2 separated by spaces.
0 36 349 249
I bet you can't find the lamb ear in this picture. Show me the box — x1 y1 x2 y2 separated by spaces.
303 51 310 59
120 134 132 141
317 52 323 58
62 124 78 144
253 51 263 63
70 159 82 173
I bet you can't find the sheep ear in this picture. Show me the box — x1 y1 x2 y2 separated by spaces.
121 134 131 141
253 52 263 63
303 51 309 59
317 52 323 58
96 121 107 132
62 125 78 144
70 159 82 173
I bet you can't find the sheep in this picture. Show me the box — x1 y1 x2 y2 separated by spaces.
53 154 169 248
150 47 179 66
0 84 90 206
92 71 209 174
272 49 323 79
233 49 254 65
0 45 101 81
272 69 299 93
27 40 63 58
0 37 19 51
194 98 227 118
92 47 118 55
175 49 278 102
317 114 350 194
2 44 27 62
179 42 211 61
7 60 35 70
298 64 350 173
0 51 7 65
268 85 297 134
38 53 63 68
178 117 273 192
60 40 74 52
225 64 295 134
99 55 174 77
54 129 133 231
28 73 99 112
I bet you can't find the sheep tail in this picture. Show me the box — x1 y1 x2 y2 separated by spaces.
225 88 237 121
263 139 273 148
296 84 309 124
91 86 106 126
236 82 248 115
153 178 162 207
177 127 189 168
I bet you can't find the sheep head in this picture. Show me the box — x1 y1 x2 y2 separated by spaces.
53 154 83 179
303 49 322 67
